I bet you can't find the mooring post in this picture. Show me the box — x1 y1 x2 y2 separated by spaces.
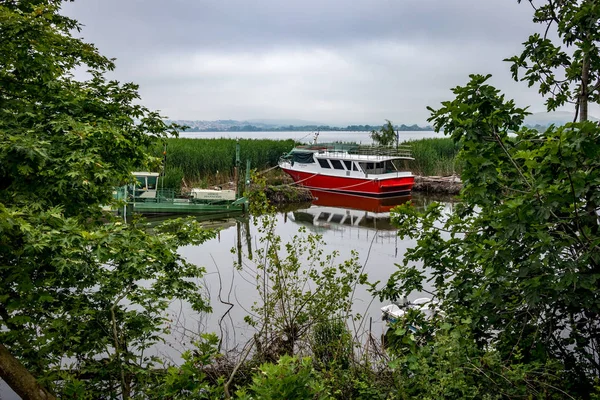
235 141 240 199
245 159 251 189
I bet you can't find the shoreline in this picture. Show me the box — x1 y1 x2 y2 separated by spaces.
413 175 462 195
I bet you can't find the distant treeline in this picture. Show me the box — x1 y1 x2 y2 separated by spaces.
183 124 434 132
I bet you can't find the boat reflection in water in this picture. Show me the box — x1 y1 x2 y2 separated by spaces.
287 189 411 239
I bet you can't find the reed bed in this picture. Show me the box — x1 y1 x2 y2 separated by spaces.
402 138 460 176
157 137 459 191
157 138 296 188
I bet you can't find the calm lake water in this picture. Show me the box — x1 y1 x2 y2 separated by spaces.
159 191 456 357
177 130 444 144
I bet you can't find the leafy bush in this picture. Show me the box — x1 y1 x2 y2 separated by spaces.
312 319 352 369
236 356 331 400
385 320 567 400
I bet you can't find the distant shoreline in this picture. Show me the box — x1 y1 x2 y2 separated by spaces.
175 130 444 143
179 127 433 133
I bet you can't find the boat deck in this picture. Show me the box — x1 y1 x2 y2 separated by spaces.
112 187 247 216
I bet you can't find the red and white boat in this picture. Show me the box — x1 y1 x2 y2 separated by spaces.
278 141 415 197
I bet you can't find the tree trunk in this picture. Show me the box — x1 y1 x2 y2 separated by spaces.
0 344 56 400
579 52 590 122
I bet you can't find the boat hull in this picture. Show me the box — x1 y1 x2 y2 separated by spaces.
281 168 414 197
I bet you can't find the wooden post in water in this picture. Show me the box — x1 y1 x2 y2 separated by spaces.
236 221 242 267
244 217 252 259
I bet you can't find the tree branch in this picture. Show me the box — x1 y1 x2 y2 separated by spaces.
0 344 56 400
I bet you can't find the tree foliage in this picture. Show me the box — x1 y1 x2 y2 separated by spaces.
507 0 600 121
381 1 600 397
370 120 397 147
0 1 215 397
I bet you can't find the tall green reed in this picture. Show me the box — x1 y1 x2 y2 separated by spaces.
402 138 460 176
157 138 296 187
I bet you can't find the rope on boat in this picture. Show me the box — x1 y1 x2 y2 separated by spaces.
277 172 375 191
254 164 281 176
327 179 373 191
287 173 320 186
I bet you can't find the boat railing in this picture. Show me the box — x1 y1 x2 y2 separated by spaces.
352 145 412 158
131 188 176 203
157 188 175 202
295 143 413 159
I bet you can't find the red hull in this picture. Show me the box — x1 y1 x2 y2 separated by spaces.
281 168 414 197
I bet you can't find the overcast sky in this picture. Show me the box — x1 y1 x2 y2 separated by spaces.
62 0 559 125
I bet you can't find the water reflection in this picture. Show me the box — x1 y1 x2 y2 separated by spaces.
290 190 411 234
161 192 457 357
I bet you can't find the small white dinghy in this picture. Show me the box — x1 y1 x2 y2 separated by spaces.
381 297 440 327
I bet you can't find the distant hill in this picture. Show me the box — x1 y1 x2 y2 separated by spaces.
246 118 325 127
524 111 598 126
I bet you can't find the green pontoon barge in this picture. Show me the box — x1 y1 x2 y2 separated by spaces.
113 172 248 217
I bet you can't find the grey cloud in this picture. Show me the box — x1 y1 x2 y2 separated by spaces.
64 0 535 54
61 0 556 124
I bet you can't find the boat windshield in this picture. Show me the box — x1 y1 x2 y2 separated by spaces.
359 160 400 174
147 176 157 189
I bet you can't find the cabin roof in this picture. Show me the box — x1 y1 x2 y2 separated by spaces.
132 172 160 177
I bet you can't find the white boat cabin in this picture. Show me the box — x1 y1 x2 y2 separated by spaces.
132 172 159 199
284 146 414 178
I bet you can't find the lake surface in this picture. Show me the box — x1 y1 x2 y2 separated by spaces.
160 191 455 356
177 130 444 144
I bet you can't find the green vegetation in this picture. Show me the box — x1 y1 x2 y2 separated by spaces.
0 1 215 398
158 138 295 188
380 0 600 397
403 137 459 176
159 136 459 191
3 0 600 399
370 119 397 147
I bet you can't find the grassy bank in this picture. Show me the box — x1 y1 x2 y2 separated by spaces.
402 137 460 176
158 138 296 189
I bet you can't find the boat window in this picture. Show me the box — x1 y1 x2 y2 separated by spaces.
359 162 386 174
330 159 344 170
317 158 331 169
135 176 146 188
352 162 359 171
330 214 344 223
317 212 331 221
147 176 157 189
385 160 400 172
342 160 352 170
